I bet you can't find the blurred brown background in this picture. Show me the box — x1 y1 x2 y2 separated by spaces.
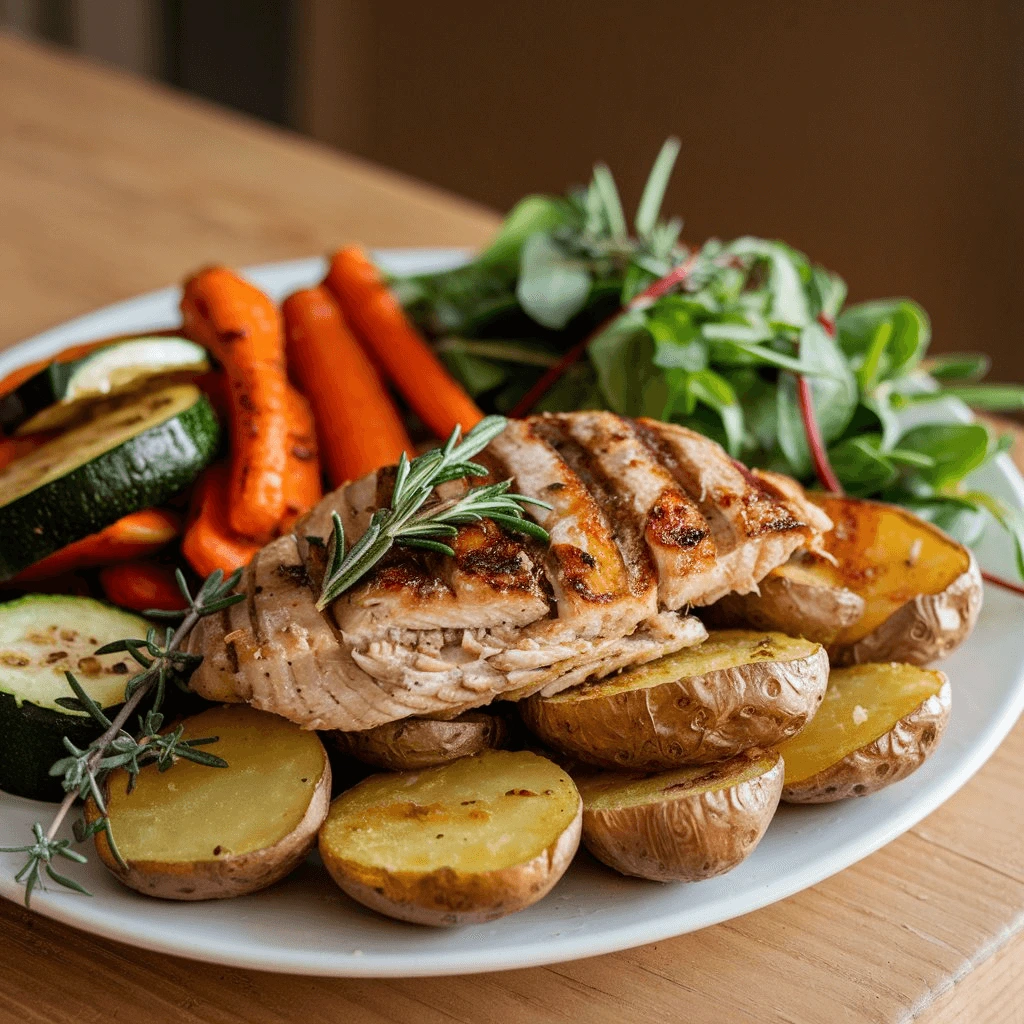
2 0 1021 381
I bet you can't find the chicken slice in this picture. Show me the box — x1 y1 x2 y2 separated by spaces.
488 418 637 636
555 411 717 608
634 418 820 603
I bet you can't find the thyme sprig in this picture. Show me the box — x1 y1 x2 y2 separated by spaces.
316 415 551 608
0 568 242 906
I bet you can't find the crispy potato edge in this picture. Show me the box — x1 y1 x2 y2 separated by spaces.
782 680 951 804
830 556 982 666
328 712 509 771
580 752 784 882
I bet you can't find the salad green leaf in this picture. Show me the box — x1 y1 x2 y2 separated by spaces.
390 141 1024 578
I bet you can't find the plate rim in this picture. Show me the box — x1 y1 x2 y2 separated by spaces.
2 251 1023 977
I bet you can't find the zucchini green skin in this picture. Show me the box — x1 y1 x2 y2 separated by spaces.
0 686 213 802
0 364 77 434
0 394 219 580
0 691 123 802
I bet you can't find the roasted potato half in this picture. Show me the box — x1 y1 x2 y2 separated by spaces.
86 705 331 899
705 554 865 645
578 749 783 882
709 496 981 665
319 750 581 925
778 662 950 803
328 710 509 771
521 630 828 770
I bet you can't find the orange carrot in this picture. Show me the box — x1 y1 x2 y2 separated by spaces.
15 509 181 582
181 462 262 578
0 433 54 471
181 267 290 539
279 384 323 533
324 246 483 438
283 286 412 486
99 561 187 613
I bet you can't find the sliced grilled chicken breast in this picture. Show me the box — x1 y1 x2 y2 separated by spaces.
633 418 824 603
188 413 829 731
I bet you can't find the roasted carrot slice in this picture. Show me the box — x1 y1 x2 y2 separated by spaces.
280 383 323 533
283 285 411 486
15 509 181 582
324 246 483 439
99 561 187 613
181 462 262 578
181 267 290 539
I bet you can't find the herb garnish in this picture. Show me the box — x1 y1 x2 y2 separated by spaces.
393 140 1024 578
315 415 550 608
0 568 243 905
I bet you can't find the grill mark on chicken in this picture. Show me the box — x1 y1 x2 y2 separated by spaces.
488 419 631 626
636 418 805 543
747 466 833 543
452 518 543 595
645 492 711 549
632 420 735 547
632 418 819 604
725 459 804 537
532 414 656 611
556 411 717 608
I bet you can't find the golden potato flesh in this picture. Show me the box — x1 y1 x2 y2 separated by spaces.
706 497 981 666
89 705 330 899
778 662 950 803
808 496 981 664
578 749 783 882
318 750 581 925
521 630 828 770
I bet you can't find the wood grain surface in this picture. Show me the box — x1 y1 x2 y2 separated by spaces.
0 31 1022 1024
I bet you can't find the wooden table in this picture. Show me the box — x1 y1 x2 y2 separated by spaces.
1 32 1022 1024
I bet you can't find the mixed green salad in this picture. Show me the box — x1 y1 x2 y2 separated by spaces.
393 139 1024 575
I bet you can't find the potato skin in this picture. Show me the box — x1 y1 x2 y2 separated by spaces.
319 803 582 926
86 761 331 900
782 681 950 803
521 644 828 770
328 711 508 771
581 752 784 882
829 556 982 667
705 572 865 646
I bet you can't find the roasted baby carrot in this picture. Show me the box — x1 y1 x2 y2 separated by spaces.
324 246 483 438
15 509 181 582
181 462 262 578
181 267 290 539
280 384 323 533
283 285 411 486
99 561 187 613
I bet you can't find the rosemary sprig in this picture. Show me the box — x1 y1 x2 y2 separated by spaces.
315 415 551 608
0 568 242 906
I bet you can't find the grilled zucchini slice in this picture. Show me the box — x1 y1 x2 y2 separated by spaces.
0 384 218 579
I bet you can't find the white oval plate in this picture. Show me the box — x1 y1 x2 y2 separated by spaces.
2 251 1024 978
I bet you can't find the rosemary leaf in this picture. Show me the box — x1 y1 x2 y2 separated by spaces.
315 416 551 609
